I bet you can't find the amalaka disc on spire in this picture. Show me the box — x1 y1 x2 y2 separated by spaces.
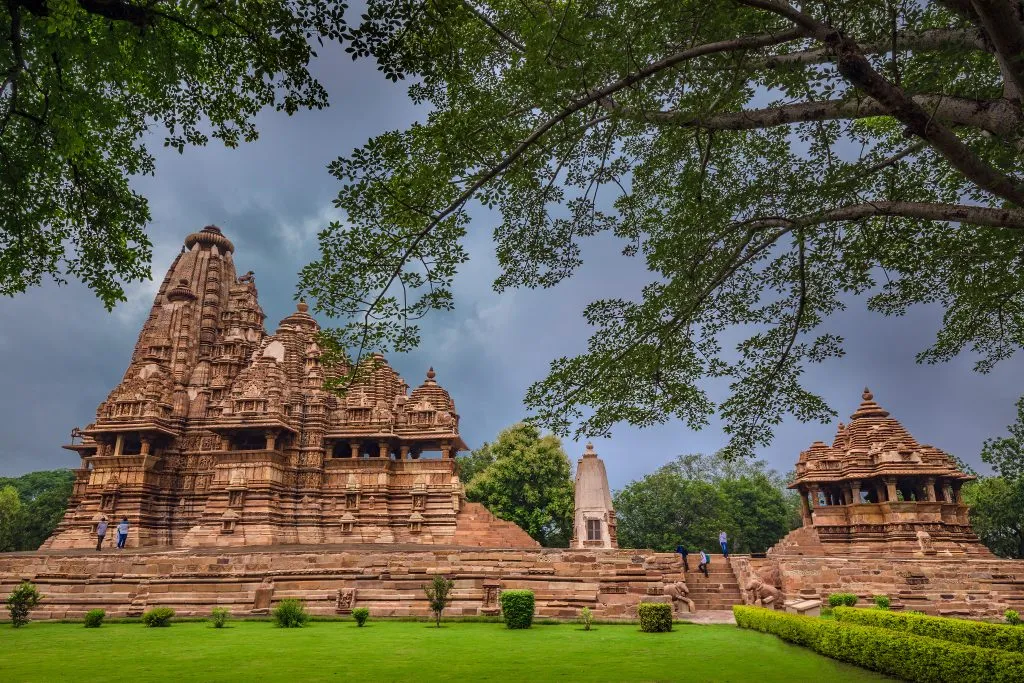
850 386 890 420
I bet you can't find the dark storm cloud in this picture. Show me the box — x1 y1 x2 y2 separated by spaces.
1 48 1021 487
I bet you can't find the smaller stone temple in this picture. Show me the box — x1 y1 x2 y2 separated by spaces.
571 443 617 549
776 388 987 556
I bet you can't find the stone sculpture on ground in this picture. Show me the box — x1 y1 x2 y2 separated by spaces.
571 443 617 549
663 580 696 614
41 226 536 549
745 577 781 608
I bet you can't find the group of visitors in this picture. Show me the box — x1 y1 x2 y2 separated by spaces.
95 517 130 550
675 530 729 578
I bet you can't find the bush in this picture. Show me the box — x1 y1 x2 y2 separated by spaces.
637 603 673 633
422 575 454 628
141 607 175 627
210 608 229 628
5 582 42 628
833 606 1024 654
353 607 369 627
735 606 1024 682
84 609 105 628
499 590 535 629
272 599 309 628
827 593 858 608
579 606 593 631
873 595 891 610
1008 610 1021 627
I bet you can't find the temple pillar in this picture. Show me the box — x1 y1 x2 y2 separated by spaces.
114 434 124 456
952 481 963 503
850 481 862 504
220 435 231 451
140 438 151 456
378 441 389 459
942 481 954 503
885 477 898 502
924 477 936 502
808 486 819 508
399 445 410 461
350 442 361 459
265 431 276 451
799 489 812 524
441 442 452 459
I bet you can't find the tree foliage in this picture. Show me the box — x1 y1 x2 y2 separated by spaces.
456 442 495 485
613 452 796 552
422 574 454 627
465 422 574 546
2 0 345 308
0 469 74 551
301 0 1024 458
963 397 1024 558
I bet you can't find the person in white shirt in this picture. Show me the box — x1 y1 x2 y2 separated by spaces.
697 550 710 577
116 517 129 549
719 530 729 558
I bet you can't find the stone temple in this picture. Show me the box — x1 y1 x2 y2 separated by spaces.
43 225 535 549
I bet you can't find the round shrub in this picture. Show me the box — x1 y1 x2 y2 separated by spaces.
1007 610 1021 626
272 599 310 628
353 607 369 627
6 582 41 628
499 590 535 629
210 607 230 628
637 602 673 633
827 593 858 608
579 606 593 631
142 607 175 627
84 609 105 628
873 595 891 610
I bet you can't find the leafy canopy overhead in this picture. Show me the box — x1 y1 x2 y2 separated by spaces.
1 0 345 308
300 0 1024 457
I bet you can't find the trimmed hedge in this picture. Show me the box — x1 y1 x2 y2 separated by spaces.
141 607 175 627
833 606 1024 654
637 603 673 633
734 606 1024 683
353 607 370 627
828 593 858 607
84 609 105 628
499 590 534 629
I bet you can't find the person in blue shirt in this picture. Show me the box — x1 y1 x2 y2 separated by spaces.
675 544 689 571
116 517 129 549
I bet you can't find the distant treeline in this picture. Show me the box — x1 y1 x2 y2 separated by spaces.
0 469 75 551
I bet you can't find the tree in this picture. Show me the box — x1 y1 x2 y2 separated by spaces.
0 469 74 551
456 442 495 485
2 1 345 309
301 0 1024 459
422 574 454 627
5 581 41 628
465 422 574 546
962 396 1024 558
613 452 796 552
0 486 22 553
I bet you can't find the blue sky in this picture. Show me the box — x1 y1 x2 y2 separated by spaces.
1 48 1021 490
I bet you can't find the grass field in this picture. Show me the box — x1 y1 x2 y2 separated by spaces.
0 619 892 682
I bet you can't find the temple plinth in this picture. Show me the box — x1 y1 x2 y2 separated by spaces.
776 388 988 557
43 226 537 550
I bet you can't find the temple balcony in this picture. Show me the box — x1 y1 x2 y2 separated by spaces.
811 501 970 528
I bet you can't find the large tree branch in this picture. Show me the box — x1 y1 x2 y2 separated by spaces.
744 201 1024 231
749 27 988 68
969 0 1024 101
603 94 1023 137
738 0 1024 206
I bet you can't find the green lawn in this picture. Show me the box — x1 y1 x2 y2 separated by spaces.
0 620 893 682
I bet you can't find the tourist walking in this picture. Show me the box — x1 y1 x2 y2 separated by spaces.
698 550 710 578
719 530 729 558
116 517 129 549
676 543 690 571
95 517 108 551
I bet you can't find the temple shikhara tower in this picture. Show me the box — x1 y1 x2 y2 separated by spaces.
571 443 617 549
775 388 987 557
43 226 535 549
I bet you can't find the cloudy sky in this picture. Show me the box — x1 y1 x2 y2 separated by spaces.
1 46 1022 491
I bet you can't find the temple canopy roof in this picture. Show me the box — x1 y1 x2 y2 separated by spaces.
789 388 974 489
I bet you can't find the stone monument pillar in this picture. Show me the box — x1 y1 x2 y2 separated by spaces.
571 443 617 549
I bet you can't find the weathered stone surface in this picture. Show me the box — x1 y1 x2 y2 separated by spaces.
41 226 536 551
570 443 617 549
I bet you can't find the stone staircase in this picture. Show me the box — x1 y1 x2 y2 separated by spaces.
683 554 745 611
451 503 540 548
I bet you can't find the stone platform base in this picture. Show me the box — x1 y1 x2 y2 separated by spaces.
733 554 1024 620
0 546 693 621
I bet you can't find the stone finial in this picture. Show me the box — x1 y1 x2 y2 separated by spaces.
850 386 890 420
426 367 436 382
584 442 597 457
297 300 309 313
863 387 873 401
